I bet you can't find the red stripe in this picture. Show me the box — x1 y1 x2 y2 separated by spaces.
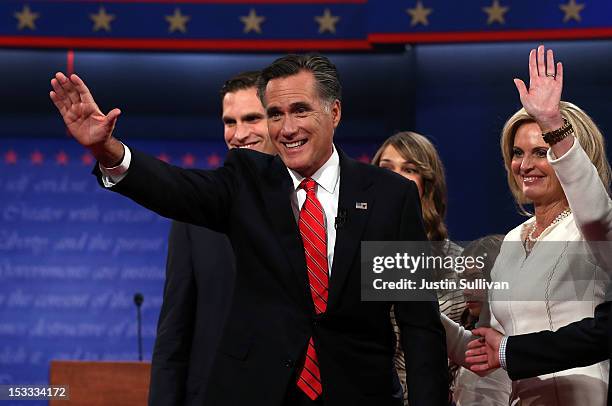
306 252 329 288
301 369 322 392
304 195 325 216
300 219 326 251
306 339 319 360
66 49 74 75
297 338 322 399
309 283 328 301
305 253 328 284
301 233 327 264
312 300 325 314
302 350 322 383
304 259 327 285
369 27 612 44
312 295 326 309
298 375 320 400
308 282 328 305
300 223 326 253
305 263 328 293
300 229 327 264
301 360 321 390
64 49 75 137
310 287 328 305
307 283 328 308
301 231 327 269
0 36 371 51
303 244 328 273
301 198 325 221
299 371 321 392
305 269 327 298
312 295 327 311
304 258 327 291
302 204 326 232
305 263 327 288
299 214 325 240
302 204 325 229
305 354 319 368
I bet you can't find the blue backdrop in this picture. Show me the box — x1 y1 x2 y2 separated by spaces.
1 39 611 402
0 137 377 404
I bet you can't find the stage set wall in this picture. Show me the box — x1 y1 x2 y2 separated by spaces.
1 40 611 403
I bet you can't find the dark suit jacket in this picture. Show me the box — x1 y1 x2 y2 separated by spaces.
98 147 448 406
506 301 611 403
148 222 235 406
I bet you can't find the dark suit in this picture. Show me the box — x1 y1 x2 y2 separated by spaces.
98 147 448 406
148 222 235 406
506 301 611 403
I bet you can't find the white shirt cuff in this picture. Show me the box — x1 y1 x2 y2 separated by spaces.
99 143 131 187
499 335 508 370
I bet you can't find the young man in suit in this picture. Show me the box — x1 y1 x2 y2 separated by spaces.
50 54 448 405
149 71 277 405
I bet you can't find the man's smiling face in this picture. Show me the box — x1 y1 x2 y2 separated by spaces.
264 70 340 177
222 87 275 154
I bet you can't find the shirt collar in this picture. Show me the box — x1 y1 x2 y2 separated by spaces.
287 145 340 194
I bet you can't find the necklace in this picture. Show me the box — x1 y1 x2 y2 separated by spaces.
527 207 572 243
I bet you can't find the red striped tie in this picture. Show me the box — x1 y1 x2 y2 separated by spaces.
296 178 329 400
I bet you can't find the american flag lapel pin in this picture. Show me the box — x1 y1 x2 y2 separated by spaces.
355 202 367 210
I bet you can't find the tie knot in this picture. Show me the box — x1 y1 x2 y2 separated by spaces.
299 178 317 193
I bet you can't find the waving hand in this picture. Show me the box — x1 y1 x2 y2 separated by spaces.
50 72 124 166
513 45 565 132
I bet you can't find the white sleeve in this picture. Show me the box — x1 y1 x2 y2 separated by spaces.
441 313 475 367
99 144 132 188
548 139 612 241
548 139 612 275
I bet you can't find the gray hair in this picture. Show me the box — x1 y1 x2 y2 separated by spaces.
257 54 342 108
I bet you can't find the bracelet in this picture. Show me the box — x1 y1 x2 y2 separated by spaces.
542 118 574 145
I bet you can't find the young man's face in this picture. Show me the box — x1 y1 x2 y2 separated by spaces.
222 87 275 154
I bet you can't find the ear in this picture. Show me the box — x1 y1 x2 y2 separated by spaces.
331 99 341 129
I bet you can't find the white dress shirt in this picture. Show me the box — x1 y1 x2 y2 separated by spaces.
99 142 131 188
100 144 341 275
286 147 340 275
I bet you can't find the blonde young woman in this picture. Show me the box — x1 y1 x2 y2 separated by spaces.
373 132 464 403
445 45 612 405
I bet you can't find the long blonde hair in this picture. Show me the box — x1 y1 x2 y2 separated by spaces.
372 131 449 241
500 101 612 214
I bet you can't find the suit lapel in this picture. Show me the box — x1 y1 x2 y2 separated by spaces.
259 156 312 310
328 150 375 310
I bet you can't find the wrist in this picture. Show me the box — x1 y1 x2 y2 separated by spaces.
542 118 573 146
90 137 125 168
536 113 564 133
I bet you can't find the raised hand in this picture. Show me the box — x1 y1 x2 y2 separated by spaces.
50 72 124 166
465 327 503 373
513 45 565 132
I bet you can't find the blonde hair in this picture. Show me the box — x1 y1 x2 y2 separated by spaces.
500 101 612 214
372 131 448 241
